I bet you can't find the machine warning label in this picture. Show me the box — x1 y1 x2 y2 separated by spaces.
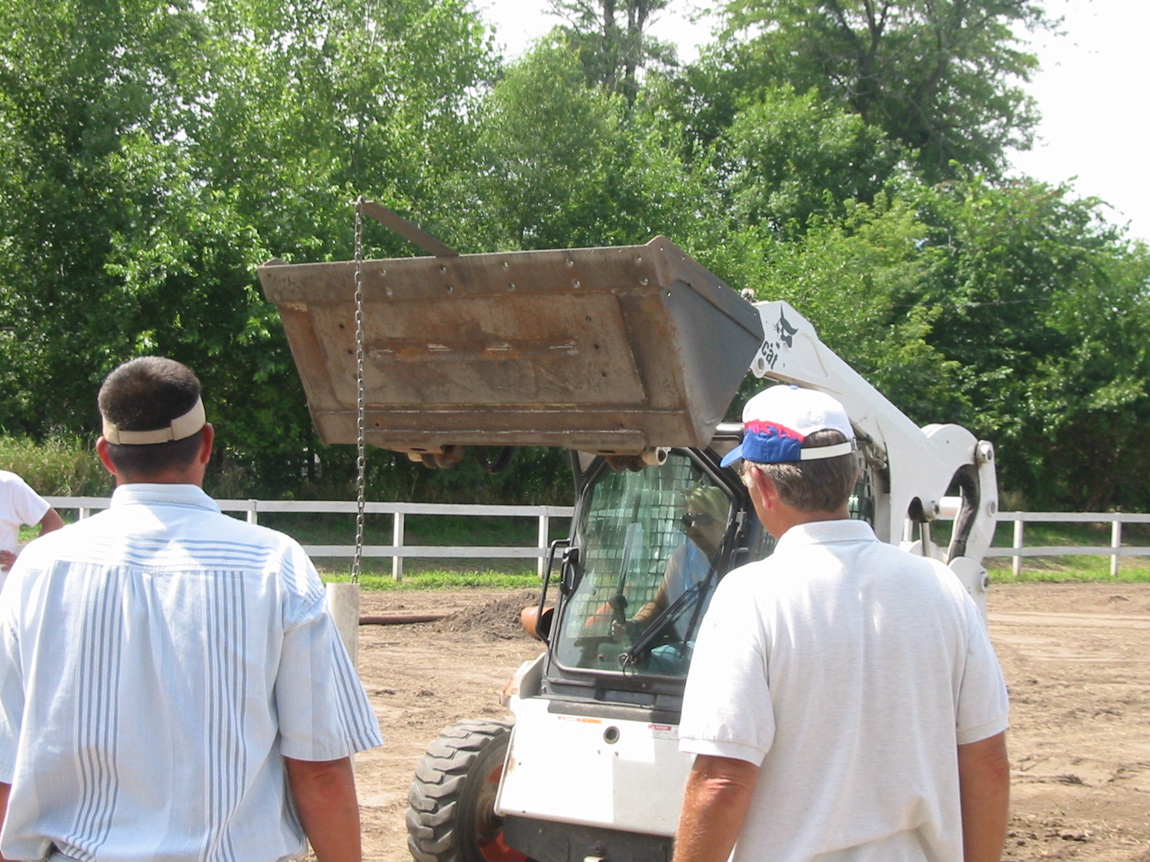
648 724 678 740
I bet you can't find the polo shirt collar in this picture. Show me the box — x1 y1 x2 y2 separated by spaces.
776 518 877 549
110 483 221 514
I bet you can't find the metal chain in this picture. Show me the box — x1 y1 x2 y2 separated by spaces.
352 197 367 583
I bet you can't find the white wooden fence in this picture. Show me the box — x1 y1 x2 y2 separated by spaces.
46 497 574 580
44 498 1149 579
990 511 1150 577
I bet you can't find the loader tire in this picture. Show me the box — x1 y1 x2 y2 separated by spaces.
406 719 530 862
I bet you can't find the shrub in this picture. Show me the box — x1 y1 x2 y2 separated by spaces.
0 437 110 497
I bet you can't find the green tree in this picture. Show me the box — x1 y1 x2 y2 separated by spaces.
702 171 1150 512
0 0 497 497
546 0 678 102
162 0 496 493
0 0 208 433
907 176 1150 510
684 0 1047 181
705 196 964 422
722 84 904 234
460 38 714 251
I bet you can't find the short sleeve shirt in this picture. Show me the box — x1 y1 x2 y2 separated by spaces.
678 519 1009 862
0 483 383 862
0 471 50 554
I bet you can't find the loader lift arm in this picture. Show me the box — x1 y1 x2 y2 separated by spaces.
748 300 998 611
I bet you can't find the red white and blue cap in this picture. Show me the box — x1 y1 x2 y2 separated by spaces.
720 385 856 467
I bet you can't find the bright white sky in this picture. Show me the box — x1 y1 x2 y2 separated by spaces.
476 0 1149 243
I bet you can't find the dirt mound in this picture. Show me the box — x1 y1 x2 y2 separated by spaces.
431 589 539 638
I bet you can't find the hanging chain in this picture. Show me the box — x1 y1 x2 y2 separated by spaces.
352 197 367 584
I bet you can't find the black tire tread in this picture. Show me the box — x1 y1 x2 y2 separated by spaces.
406 719 515 862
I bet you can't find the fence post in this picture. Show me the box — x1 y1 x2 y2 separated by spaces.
1012 520 1024 578
1111 519 1122 578
537 512 549 578
392 512 404 581
247 500 258 525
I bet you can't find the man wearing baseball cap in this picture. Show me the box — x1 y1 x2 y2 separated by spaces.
673 385 1010 862
0 356 382 862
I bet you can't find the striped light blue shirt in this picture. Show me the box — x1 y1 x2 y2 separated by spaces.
0 484 383 862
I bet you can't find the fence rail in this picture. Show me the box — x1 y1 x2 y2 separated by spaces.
990 511 1150 577
44 498 1149 579
45 497 574 580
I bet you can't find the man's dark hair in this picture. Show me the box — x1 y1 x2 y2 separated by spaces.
98 357 205 476
749 430 861 512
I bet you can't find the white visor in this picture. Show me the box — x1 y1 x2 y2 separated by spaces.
102 397 206 445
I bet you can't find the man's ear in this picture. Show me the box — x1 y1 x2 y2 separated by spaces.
748 466 777 509
95 437 118 476
198 424 215 465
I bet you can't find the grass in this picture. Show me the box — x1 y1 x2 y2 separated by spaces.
253 511 567 549
259 511 562 590
320 565 541 591
975 519 1150 583
987 554 1150 583
20 518 545 591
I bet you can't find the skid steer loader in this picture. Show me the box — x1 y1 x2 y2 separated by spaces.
259 220 997 862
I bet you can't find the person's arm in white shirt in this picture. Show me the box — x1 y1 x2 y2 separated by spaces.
958 731 1010 862
0 781 14 862
286 756 363 862
35 509 63 538
673 754 759 862
0 507 63 572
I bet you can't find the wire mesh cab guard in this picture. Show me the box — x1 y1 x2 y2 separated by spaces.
258 236 763 459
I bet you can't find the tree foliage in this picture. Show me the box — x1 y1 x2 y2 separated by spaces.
3 0 1149 514
700 0 1047 180
722 85 904 235
906 177 1150 509
459 37 713 251
546 0 677 101
0 0 496 496
711 174 1150 510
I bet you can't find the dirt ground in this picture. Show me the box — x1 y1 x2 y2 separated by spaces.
348 582 1150 862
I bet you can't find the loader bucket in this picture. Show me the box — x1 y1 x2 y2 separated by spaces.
258 236 762 458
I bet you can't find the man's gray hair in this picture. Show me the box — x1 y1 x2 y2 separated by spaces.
747 430 861 512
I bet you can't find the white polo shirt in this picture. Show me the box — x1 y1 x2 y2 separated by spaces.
0 483 383 862
679 519 1009 862
0 469 51 568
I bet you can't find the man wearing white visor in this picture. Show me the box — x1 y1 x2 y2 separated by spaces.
673 384 1010 862
0 356 382 862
